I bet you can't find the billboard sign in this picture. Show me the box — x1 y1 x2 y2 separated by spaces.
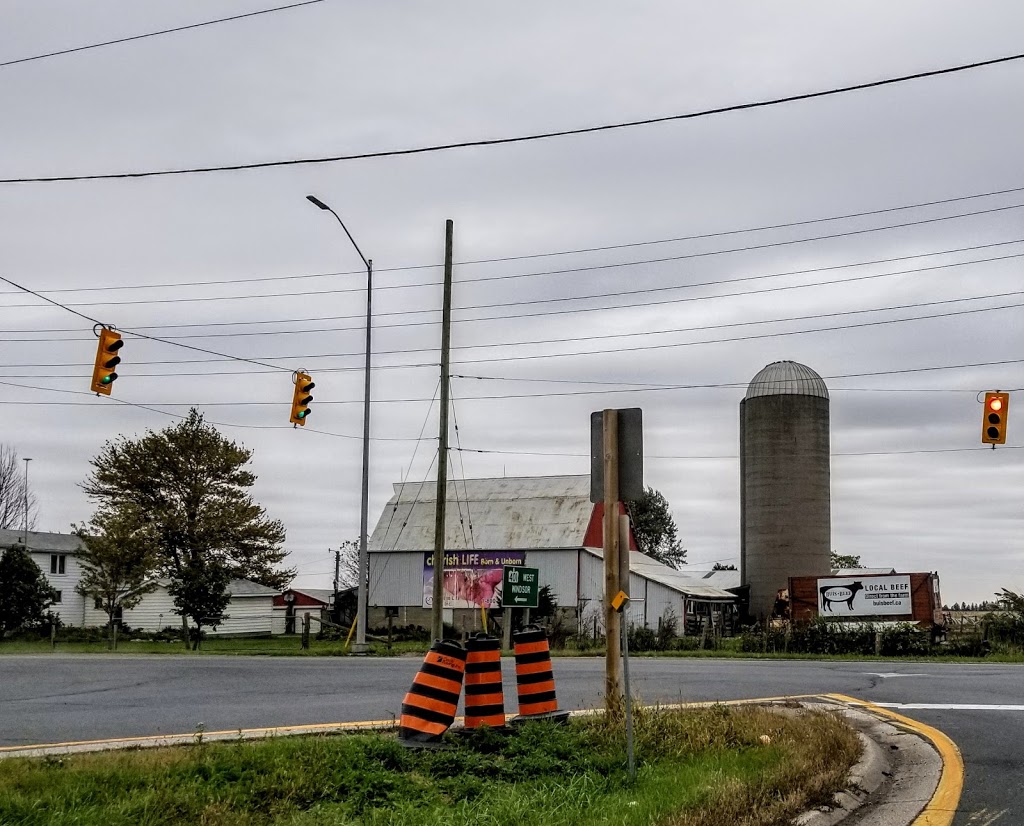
817 575 912 616
422 551 525 609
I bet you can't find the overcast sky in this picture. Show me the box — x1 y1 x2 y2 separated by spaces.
1 1 1022 605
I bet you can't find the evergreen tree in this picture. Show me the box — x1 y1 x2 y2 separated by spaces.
625 487 686 568
0 546 55 636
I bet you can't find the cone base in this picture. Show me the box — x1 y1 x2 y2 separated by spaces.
510 710 570 726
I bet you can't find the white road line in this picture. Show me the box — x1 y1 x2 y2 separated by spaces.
873 703 1024 711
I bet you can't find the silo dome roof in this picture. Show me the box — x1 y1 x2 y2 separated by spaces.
745 360 829 400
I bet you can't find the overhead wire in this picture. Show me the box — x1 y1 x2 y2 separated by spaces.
4 202 1023 311
3 294 1021 372
3 182 1024 295
0 1 327 69
3 50 1024 183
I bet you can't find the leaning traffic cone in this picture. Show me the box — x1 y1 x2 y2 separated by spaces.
464 633 507 730
511 625 569 724
399 639 467 747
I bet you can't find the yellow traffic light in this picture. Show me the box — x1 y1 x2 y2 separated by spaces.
290 372 315 426
91 328 123 395
982 391 1009 445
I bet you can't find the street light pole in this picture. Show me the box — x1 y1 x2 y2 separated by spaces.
22 457 32 544
306 195 372 653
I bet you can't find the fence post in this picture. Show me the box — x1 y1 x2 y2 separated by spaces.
50 622 56 650
302 612 311 650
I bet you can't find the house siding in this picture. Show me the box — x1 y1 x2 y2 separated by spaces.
30 550 86 626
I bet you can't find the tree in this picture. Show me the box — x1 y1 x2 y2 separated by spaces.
712 562 737 571
0 546 55 636
73 504 159 649
82 410 293 637
625 487 686 568
167 559 232 650
0 444 37 532
830 551 862 571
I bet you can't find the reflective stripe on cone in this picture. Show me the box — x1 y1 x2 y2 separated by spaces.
465 633 506 729
399 639 467 746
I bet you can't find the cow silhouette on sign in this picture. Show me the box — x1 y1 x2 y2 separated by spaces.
820 581 864 612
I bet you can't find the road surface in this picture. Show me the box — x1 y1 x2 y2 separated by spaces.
1 654 1020 824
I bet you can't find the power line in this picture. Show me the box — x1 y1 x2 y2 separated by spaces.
0 1 326 69
7 293 1021 369
4 182 1024 295
4 51 1024 183
7 242 1024 344
4 218 1019 321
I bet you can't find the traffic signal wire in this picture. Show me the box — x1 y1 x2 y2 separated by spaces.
3 50 1023 184
0 1 327 69
0 273 292 373
4 203 1024 308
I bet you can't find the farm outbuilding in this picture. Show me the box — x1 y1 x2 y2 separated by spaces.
365 475 737 636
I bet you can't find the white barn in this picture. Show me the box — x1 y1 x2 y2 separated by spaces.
366 475 737 634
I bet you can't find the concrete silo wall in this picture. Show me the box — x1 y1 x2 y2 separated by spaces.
740 393 831 620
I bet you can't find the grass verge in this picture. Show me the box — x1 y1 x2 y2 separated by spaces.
0 705 859 826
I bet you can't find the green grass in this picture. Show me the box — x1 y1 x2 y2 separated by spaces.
0 705 859 826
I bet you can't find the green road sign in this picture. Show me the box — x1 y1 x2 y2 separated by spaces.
502 565 539 609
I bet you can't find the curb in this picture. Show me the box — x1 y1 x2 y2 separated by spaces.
812 694 963 826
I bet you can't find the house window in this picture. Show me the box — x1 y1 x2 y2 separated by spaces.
52 590 62 604
94 597 103 610
50 555 66 575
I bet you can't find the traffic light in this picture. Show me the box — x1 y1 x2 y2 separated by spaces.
982 391 1009 445
90 328 123 395
290 372 315 426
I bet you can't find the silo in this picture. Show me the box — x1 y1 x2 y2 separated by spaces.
740 361 831 620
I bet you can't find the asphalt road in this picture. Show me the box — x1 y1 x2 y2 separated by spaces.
2 654 1021 824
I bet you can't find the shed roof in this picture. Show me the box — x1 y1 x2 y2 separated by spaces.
585 549 738 602
370 475 595 551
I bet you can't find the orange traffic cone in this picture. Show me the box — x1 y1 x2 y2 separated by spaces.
399 639 467 747
464 633 506 730
511 625 569 724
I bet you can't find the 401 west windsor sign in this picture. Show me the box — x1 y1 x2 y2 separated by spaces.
501 566 539 609
817 575 912 616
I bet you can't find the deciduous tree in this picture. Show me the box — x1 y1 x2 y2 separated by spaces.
82 410 293 638
73 504 159 649
0 444 37 532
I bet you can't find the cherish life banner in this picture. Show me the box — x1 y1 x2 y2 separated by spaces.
422 551 525 609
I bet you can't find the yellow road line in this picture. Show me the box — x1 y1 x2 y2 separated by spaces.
824 693 964 826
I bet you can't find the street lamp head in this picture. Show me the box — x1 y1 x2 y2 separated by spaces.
306 195 331 211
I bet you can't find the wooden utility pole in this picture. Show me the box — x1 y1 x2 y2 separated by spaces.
603 409 623 710
431 219 455 641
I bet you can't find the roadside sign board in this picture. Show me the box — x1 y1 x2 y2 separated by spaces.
501 566 539 609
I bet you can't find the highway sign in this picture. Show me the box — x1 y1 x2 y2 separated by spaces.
502 566 539 608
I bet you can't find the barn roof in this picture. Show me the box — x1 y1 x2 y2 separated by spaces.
369 475 595 552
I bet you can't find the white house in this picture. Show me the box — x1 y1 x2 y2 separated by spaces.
0 529 88 626
83 578 278 635
0 529 279 634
